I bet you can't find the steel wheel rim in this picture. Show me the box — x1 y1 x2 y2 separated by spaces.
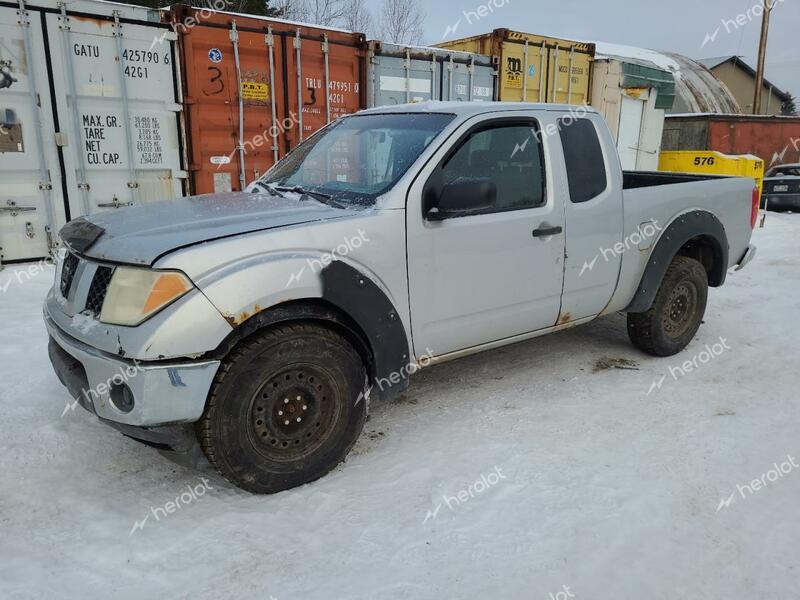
247 363 341 462
663 281 699 338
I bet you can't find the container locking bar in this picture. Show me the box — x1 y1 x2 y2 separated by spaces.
552 44 560 103
522 40 529 102
230 21 246 190
265 27 279 163
404 49 411 104
112 11 139 200
538 40 546 102
58 2 91 215
322 34 330 124
294 30 304 142
430 54 436 101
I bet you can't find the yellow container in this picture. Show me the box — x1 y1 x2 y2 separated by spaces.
435 29 595 105
659 151 765 195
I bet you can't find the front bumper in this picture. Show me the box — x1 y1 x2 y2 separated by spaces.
45 309 220 429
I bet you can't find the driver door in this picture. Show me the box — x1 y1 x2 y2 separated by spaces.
406 115 566 357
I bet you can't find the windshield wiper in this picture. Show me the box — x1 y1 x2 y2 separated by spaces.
275 185 347 208
254 182 286 198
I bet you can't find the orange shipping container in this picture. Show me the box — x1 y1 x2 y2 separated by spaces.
164 6 366 194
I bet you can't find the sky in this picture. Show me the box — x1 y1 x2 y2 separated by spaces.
374 0 800 103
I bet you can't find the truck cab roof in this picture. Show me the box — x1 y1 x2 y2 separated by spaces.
356 100 599 118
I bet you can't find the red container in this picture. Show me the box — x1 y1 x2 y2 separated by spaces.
164 5 366 194
663 115 800 169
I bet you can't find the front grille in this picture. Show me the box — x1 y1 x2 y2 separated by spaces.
60 253 80 297
85 266 115 315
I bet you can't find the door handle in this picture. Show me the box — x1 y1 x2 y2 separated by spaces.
532 225 563 238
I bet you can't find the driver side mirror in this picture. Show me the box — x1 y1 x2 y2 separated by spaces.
426 177 497 221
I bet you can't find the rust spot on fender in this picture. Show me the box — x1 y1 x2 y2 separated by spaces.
225 304 265 327
558 312 572 325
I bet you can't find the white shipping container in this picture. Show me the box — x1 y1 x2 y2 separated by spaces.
0 0 186 263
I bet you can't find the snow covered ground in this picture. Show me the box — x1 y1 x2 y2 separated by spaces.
1 215 798 600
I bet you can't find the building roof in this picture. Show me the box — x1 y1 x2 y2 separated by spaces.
594 43 741 114
697 55 792 101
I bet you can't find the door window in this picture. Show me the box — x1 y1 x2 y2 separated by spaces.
437 123 546 213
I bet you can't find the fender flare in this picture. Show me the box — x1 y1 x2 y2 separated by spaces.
625 210 729 313
208 260 412 402
320 260 411 401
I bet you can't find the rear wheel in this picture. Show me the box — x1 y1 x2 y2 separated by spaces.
197 323 367 494
627 256 708 357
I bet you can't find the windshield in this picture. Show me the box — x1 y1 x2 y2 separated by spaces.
259 113 455 206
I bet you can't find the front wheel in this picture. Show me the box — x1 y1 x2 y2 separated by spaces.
627 256 709 357
197 323 367 494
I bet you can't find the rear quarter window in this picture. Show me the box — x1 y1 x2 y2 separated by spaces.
558 118 608 203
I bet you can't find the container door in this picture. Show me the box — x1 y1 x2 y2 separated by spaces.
188 22 288 194
441 59 495 102
285 30 362 148
498 40 546 102
0 4 65 261
637 91 665 171
617 94 645 170
179 21 286 194
370 51 435 106
548 45 592 105
45 9 185 216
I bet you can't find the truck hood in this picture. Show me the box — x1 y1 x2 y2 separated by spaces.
63 192 357 266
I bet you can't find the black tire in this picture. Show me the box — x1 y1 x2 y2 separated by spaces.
197 323 367 494
627 256 709 357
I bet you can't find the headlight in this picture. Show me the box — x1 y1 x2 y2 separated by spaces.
100 267 193 326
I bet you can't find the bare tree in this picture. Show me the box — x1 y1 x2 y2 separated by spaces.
377 0 424 45
278 0 347 26
341 0 373 35
309 0 348 26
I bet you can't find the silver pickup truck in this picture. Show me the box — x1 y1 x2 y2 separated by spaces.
45 102 758 493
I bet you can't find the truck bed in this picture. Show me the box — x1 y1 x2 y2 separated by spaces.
623 171 722 190
607 172 756 314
